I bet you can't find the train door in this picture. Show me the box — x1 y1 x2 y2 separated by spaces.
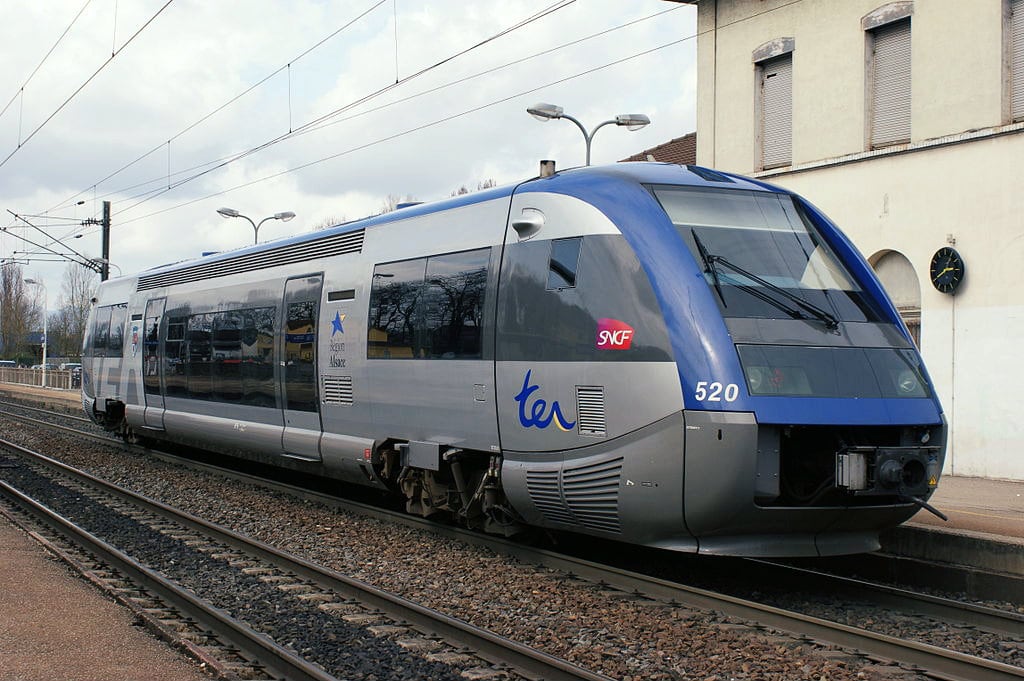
281 274 324 460
142 297 166 430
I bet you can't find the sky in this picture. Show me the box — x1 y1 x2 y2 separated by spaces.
0 0 697 305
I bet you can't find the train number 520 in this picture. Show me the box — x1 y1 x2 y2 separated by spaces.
694 381 739 402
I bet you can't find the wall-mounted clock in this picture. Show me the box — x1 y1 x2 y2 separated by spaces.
929 247 965 294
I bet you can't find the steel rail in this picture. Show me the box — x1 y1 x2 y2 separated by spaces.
3 413 1023 680
748 558 1024 637
0 479 337 681
0 437 613 681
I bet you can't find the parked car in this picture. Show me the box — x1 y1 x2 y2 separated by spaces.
0 360 15 368
31 364 57 371
59 362 82 371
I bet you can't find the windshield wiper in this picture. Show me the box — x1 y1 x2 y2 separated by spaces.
691 229 726 306
707 254 840 330
690 229 840 329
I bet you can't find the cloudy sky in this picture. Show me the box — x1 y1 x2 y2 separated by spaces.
0 0 697 303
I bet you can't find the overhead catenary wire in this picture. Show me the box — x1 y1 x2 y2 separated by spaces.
27 0 582 263
49 0 575 217
25 0 802 245
62 0 673 217
113 32 697 228
49 0 391 214
0 0 93 123
0 0 175 171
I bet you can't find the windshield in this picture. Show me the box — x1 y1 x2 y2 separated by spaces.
652 186 883 323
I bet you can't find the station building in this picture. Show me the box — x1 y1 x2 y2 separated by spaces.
676 0 1024 480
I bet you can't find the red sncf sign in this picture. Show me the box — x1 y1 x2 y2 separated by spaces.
596 318 634 350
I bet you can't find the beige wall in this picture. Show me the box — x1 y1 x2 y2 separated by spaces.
694 0 1024 480
697 0 1009 171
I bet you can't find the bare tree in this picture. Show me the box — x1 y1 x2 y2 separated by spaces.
311 215 348 231
0 263 35 360
380 194 417 213
449 179 497 197
49 264 98 358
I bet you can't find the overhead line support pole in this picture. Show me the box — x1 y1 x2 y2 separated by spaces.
101 200 111 281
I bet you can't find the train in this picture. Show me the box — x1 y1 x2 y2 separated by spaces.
82 162 946 557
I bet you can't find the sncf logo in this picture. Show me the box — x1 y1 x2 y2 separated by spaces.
596 318 634 350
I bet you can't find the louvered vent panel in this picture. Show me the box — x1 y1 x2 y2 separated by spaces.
137 229 364 291
322 375 353 406
562 457 623 533
526 469 576 525
575 386 606 437
871 20 912 147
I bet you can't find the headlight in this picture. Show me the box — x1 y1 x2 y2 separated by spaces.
897 369 919 395
746 366 765 392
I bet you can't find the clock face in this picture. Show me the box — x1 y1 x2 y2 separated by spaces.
929 247 965 294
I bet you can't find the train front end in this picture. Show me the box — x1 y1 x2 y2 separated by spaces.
651 165 945 555
514 164 946 557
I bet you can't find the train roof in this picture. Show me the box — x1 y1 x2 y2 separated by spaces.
134 162 783 283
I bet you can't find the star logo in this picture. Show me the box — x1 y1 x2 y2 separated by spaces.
331 311 346 336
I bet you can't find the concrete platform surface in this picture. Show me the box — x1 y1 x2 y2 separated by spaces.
0 514 209 681
910 475 1024 538
0 383 82 410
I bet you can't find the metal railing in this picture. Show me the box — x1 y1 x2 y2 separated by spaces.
0 368 80 390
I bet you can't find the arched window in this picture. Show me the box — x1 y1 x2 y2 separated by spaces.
871 250 921 346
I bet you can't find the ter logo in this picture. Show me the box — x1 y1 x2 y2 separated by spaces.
596 318 634 350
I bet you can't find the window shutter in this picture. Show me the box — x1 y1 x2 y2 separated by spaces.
760 54 792 169
1013 0 1024 120
870 19 912 147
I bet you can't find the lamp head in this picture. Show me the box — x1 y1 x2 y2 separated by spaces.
615 113 651 131
217 207 240 218
527 102 563 121
274 211 296 222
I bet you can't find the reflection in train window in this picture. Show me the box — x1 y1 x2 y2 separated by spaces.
368 248 488 359
547 237 582 290
285 300 318 412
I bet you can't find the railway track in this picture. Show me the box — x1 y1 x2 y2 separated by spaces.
0 437 613 681
2 403 1023 680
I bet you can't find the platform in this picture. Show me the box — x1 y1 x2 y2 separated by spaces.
0 382 82 411
0 511 209 681
883 475 1024 577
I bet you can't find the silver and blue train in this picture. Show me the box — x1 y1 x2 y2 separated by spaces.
82 162 946 557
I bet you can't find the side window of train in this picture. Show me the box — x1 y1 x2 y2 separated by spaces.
107 305 127 357
368 248 489 359
546 237 582 290
92 306 113 358
285 300 319 412
164 316 187 397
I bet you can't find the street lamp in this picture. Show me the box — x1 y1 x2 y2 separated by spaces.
90 257 122 277
526 102 651 166
24 278 47 388
217 207 296 244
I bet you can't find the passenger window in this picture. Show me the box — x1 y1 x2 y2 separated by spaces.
212 311 243 402
107 305 127 357
423 250 488 359
367 258 427 358
164 316 187 397
186 314 213 400
93 306 112 357
368 248 489 360
285 300 318 412
241 307 276 407
547 238 582 290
